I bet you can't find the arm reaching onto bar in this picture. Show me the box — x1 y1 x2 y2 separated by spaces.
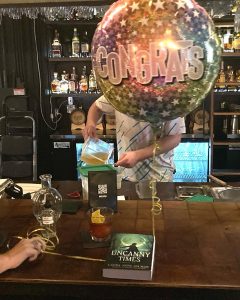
0 237 45 274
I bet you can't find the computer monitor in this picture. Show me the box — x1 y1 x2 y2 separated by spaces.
173 141 209 182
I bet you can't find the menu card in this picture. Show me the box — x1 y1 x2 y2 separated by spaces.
88 170 117 212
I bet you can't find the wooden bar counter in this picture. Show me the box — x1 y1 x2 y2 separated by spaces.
0 182 240 300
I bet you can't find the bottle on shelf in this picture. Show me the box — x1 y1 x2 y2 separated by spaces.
68 67 78 93
228 29 234 52
51 72 61 94
72 27 80 58
233 31 240 52
79 66 88 93
62 36 72 58
51 29 62 58
88 69 98 93
223 29 234 52
222 117 228 136
80 31 90 58
233 3 240 52
217 28 224 51
225 65 236 92
216 61 226 91
236 69 240 90
220 99 228 112
230 115 239 135
60 70 69 94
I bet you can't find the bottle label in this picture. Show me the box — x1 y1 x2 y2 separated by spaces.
69 81 76 93
81 43 90 53
72 42 80 57
89 80 97 90
80 81 88 92
52 45 61 58
51 83 60 93
42 216 54 225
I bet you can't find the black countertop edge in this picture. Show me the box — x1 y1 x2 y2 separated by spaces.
49 132 209 141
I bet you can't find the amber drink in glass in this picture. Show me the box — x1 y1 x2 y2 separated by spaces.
88 207 113 242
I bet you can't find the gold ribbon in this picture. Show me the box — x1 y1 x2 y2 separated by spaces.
7 227 105 262
150 127 164 237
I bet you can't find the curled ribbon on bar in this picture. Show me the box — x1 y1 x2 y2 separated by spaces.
150 179 162 216
27 227 59 251
150 129 164 237
6 227 105 262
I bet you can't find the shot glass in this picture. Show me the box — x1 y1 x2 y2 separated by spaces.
88 207 114 242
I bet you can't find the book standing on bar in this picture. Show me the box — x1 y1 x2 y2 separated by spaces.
103 233 155 281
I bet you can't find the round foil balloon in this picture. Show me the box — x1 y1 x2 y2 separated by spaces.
91 0 221 126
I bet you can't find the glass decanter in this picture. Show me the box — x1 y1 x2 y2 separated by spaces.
32 174 62 240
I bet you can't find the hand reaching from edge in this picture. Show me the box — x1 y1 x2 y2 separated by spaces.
0 237 46 273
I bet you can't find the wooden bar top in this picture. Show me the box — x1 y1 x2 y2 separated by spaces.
1 191 240 299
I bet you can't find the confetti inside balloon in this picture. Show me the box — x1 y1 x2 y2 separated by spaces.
91 0 221 126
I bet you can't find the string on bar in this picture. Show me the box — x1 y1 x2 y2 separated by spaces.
7 227 105 262
150 126 163 237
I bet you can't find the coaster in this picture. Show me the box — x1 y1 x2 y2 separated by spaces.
81 231 111 249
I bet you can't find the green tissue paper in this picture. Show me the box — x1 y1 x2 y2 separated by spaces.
186 194 213 202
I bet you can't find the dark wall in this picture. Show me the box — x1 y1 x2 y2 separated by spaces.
0 16 58 176
0 15 103 177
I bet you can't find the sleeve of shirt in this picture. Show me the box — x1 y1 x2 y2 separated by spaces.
95 95 115 115
164 117 186 135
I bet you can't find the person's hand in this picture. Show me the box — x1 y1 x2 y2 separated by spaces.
115 151 139 168
82 124 97 141
2 237 46 271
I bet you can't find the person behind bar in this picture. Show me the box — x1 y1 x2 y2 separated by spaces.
83 95 185 182
0 237 45 274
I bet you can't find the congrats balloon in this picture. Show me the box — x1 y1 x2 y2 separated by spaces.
91 0 221 126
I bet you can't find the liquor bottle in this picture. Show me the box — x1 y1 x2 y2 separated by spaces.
234 3 240 52
62 36 71 58
32 174 62 241
225 65 236 91
223 29 231 52
228 29 234 52
217 61 226 91
217 28 224 51
51 72 61 93
230 115 239 135
220 98 228 112
60 70 69 93
233 30 240 52
236 69 240 91
72 27 80 57
79 66 88 93
80 31 90 57
88 69 98 93
68 67 78 93
51 29 62 58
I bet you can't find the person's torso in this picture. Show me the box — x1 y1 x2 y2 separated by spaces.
114 111 178 182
